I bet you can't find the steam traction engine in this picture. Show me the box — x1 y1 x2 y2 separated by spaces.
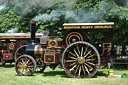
0 33 43 66
15 21 114 78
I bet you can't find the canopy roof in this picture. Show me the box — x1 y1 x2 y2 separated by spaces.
63 22 114 29
0 33 43 39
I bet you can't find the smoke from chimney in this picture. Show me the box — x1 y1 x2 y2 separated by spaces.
0 0 9 5
33 8 62 22
33 0 117 23
66 1 117 23
4 0 128 23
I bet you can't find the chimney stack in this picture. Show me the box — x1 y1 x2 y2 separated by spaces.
30 20 36 43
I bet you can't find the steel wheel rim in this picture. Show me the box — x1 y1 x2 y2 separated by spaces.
15 55 36 76
62 41 100 78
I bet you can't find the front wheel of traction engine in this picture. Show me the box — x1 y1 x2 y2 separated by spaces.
15 55 36 76
62 41 100 78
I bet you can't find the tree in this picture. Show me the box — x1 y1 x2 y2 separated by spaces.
0 0 128 46
0 6 21 32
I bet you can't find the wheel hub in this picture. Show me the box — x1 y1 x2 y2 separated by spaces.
72 38 76 42
77 57 85 64
22 64 27 69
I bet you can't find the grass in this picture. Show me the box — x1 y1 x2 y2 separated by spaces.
0 64 128 85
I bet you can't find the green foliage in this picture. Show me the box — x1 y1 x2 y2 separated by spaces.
0 6 21 32
74 0 128 45
106 6 128 45
73 0 101 9
0 0 128 45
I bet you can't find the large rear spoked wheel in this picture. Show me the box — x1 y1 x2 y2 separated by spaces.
15 55 36 76
62 41 100 78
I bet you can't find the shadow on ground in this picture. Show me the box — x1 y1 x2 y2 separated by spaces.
94 71 107 78
42 70 108 78
0 63 15 68
42 70 70 78
112 65 128 70
15 74 36 76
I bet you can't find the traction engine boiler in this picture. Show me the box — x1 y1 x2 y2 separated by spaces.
26 21 62 66
15 20 114 78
